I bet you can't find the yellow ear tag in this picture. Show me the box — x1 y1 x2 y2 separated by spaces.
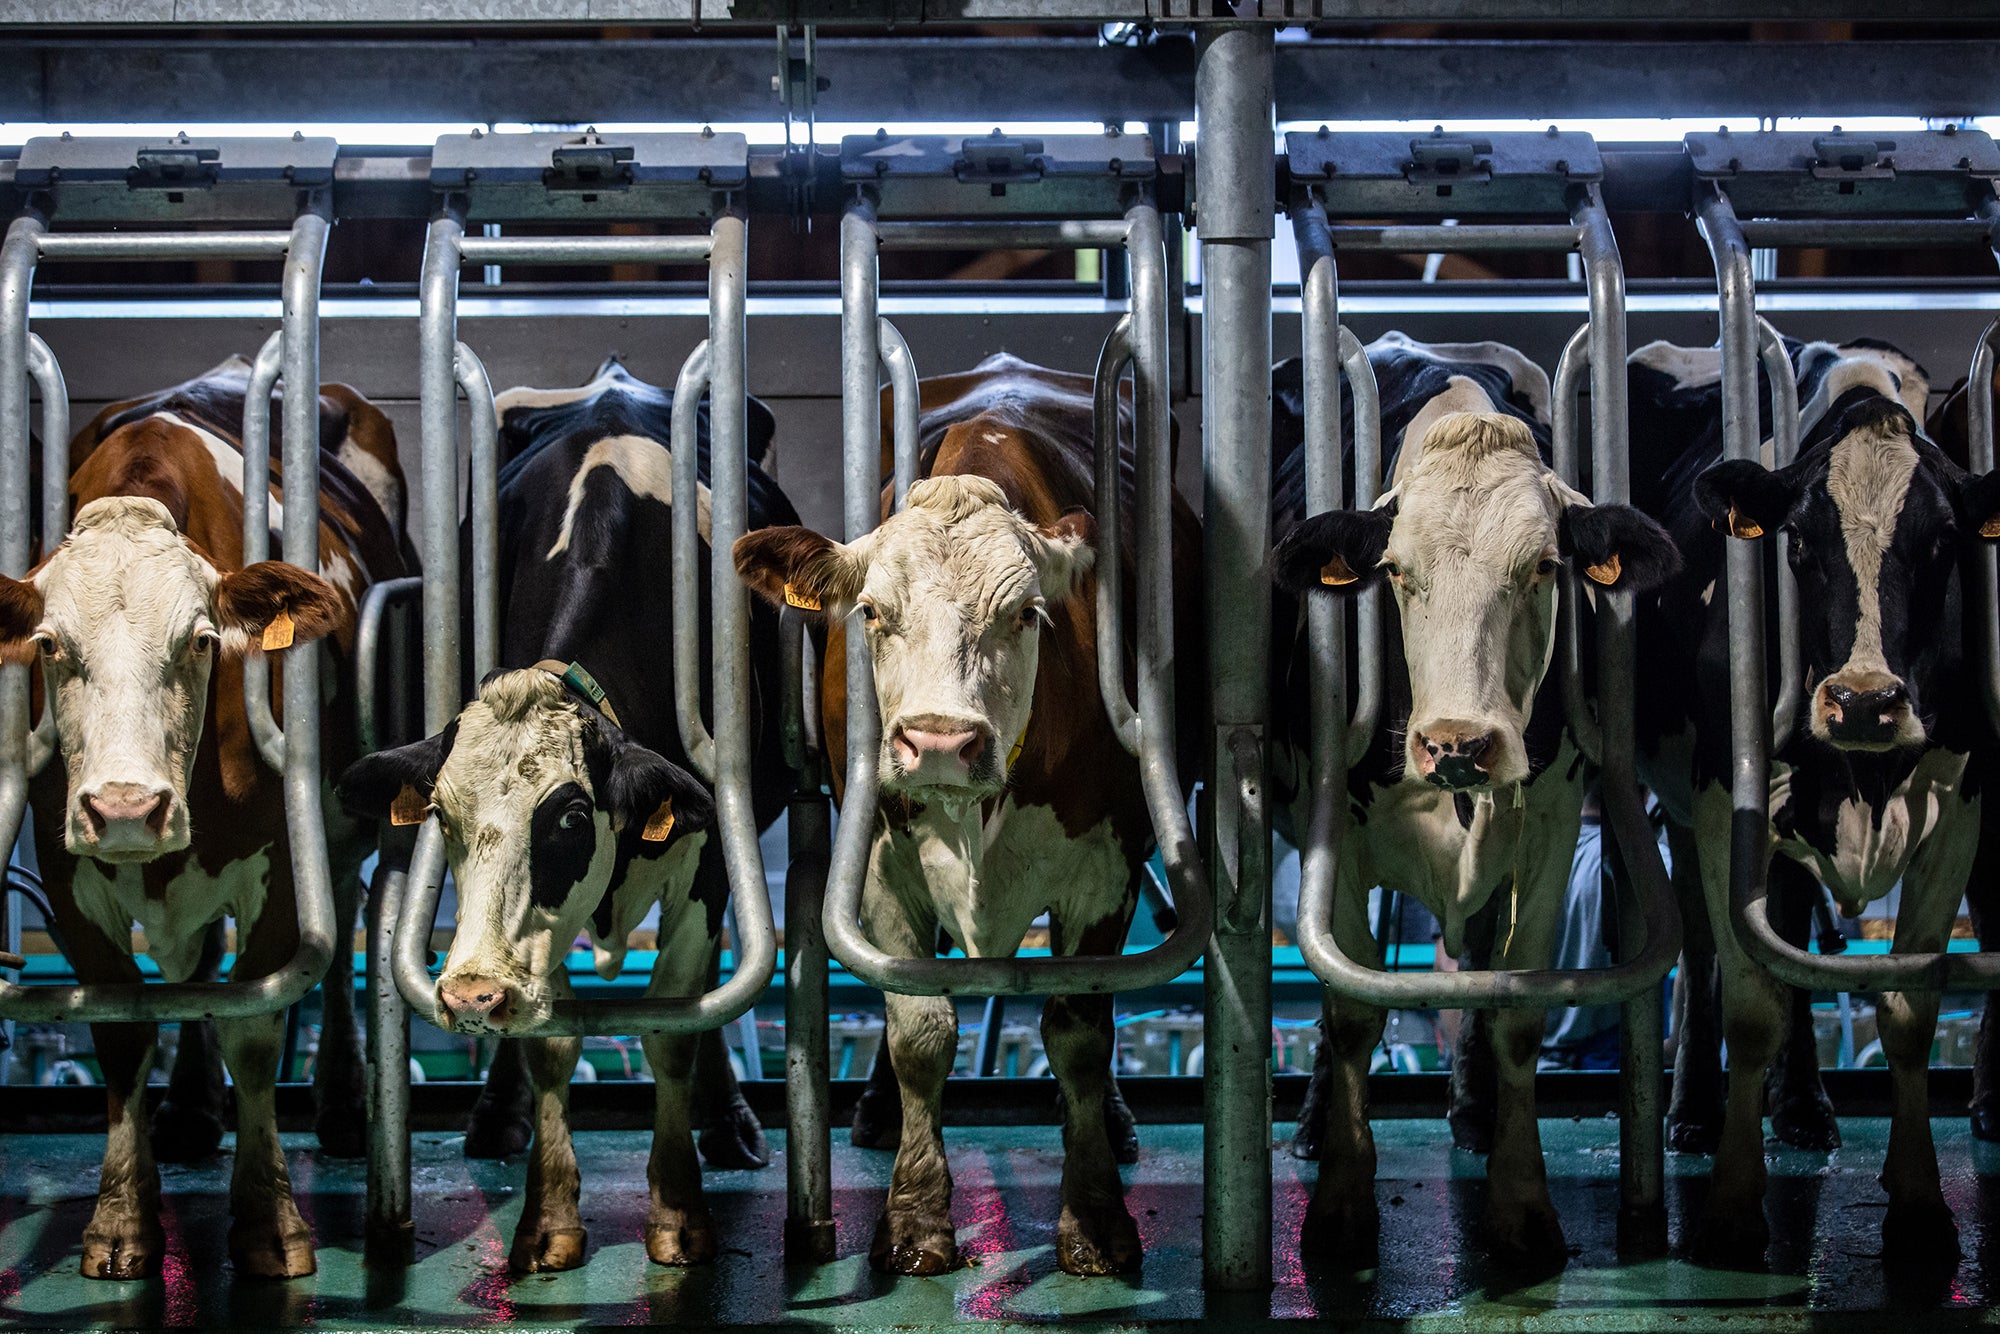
261 606 295 652
1585 554 1622 586
783 583 822 611
389 783 427 828
641 798 676 843
1723 506 1764 540
1982 515 2000 539
1318 558 1360 587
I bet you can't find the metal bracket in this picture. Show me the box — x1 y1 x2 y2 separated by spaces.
1686 127 2000 216
955 135 1045 185
431 129 748 222
1287 127 1599 216
15 134 337 222
776 25 822 232
843 130 1153 219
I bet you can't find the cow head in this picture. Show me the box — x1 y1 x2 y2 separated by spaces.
1274 411 1678 790
336 669 713 1034
1697 395 2000 752
734 476 1093 806
0 496 341 861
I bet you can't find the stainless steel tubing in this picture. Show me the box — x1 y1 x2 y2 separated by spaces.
1327 223 1582 252
842 200 883 543
0 210 338 1025
457 235 712 266
781 609 834 1263
1549 322 1605 769
365 857 414 1265
456 341 500 684
1759 318 1803 752
355 578 423 756
23 331 64 777
1091 313 1141 756
1338 330 1382 770
1969 314 2000 739
670 339 719 783
878 318 920 514
418 213 466 736
1197 23 1275 1293
1735 218 1994 249
35 232 294 259
240 330 288 773
873 220 1131 250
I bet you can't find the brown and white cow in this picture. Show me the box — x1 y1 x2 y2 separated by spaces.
1270 334 1679 1271
734 353 1203 1277
0 360 410 1279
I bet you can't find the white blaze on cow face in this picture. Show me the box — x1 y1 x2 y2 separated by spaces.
430 672 624 1035
1381 411 1569 791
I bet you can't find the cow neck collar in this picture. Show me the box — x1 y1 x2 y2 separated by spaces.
533 658 623 728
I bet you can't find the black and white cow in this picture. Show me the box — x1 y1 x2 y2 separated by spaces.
1271 333 1680 1271
1630 334 2000 1263
339 360 798 1272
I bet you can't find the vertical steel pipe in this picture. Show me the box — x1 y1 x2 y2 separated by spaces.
671 339 719 783
842 200 883 546
456 341 500 684
782 613 834 1263
1758 318 1803 752
878 318 920 514
1092 314 1141 756
419 213 467 735
1548 323 1604 769
239 330 288 772
0 214 45 869
1195 23 1275 1293
1970 316 2000 739
23 331 65 776
365 858 414 1265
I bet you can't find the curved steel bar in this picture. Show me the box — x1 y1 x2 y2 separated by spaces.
1550 321 1604 768
1340 325 1384 769
23 331 65 777
355 577 422 756
1758 317 1804 752
0 215 47 903
0 210 337 1024
1970 315 2000 741
1092 314 1141 756
878 318 921 514
240 330 288 773
455 341 500 683
670 338 718 783
821 202 1211 998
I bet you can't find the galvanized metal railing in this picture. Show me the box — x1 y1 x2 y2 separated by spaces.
0 173 339 1028
1283 148 1683 1251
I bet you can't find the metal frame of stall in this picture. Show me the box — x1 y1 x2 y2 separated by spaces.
0 137 341 1044
1280 126 1684 1254
366 129 780 1264
1691 128 2000 997
814 120 1217 1263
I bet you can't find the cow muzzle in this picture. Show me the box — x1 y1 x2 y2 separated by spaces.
436 975 531 1034
1816 672 1916 749
1409 723 1507 791
887 714 995 790
72 781 181 861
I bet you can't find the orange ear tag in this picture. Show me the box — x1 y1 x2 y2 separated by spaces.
261 606 295 652
1982 515 2000 539
783 583 822 611
641 798 676 843
1585 554 1622 586
389 783 428 828
1318 558 1360 587
1723 506 1764 540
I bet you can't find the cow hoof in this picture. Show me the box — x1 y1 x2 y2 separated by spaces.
1289 1121 1322 1161
464 1107 534 1160
1973 1104 2000 1144
1298 1195 1380 1273
647 1212 719 1266
151 1098 225 1163
1769 1092 1841 1152
1448 1106 1494 1155
1692 1205 1770 1268
1667 1112 1722 1156
869 1210 958 1275
698 1099 771 1171
229 1220 317 1279
1486 1201 1567 1274
80 1224 163 1281
1882 1201 1959 1265
850 1089 901 1152
510 1225 589 1273
1057 1202 1142 1276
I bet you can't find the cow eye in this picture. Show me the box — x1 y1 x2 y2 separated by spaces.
1015 599 1047 632
1535 558 1559 578
858 600 882 628
1382 560 1404 579
191 629 220 657
557 805 591 833
31 631 59 661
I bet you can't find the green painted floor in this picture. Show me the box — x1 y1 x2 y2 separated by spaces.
3 1117 1999 1330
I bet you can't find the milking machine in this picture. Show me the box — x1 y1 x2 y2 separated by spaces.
1692 128 2000 997
0 137 340 1041
372 130 778 1263
1283 128 1683 1252
819 117 1219 1262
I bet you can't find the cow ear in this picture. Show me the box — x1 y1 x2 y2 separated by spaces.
732 526 864 618
1559 504 1683 593
1272 509 1393 596
604 738 714 841
0 574 44 666
1958 469 2000 540
1028 506 1096 604
215 561 345 652
1694 459 1794 540
336 720 458 823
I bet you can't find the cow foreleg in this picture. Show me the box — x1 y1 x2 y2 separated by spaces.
1486 1004 1564 1270
465 1039 535 1159
1666 819 1725 1154
692 940 770 1169
216 1009 315 1278
1300 876 1385 1271
311 866 367 1158
873 989 958 1275
640 904 719 1265
1045 907 1140 1276
81 1020 164 1280
153 921 227 1163
1764 860 1837 1152
1964 819 2000 1143
511 1031 588 1273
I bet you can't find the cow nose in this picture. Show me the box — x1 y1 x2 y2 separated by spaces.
890 722 990 785
79 784 171 841
1823 681 1911 743
1413 728 1496 790
437 977 521 1032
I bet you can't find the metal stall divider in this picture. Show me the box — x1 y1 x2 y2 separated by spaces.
824 126 1214 1254
0 136 341 1040
1282 128 1683 1254
367 130 779 1264
1689 128 2000 997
